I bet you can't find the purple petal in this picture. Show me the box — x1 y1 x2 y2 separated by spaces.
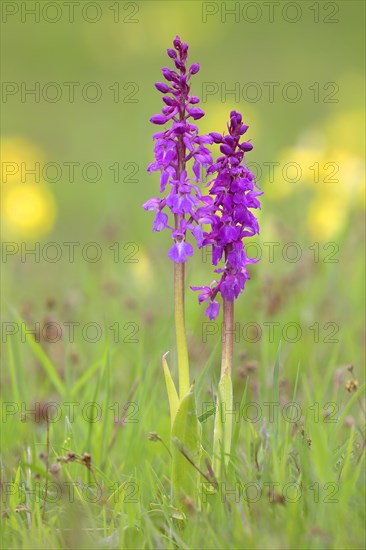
205 301 220 320
190 285 211 303
153 211 169 232
188 107 205 120
191 225 203 247
168 241 193 263
142 198 161 211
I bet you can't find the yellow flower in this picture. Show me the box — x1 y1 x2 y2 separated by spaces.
1 137 57 239
2 184 56 239
307 194 346 241
129 246 154 292
325 108 364 157
268 144 322 199
267 108 365 238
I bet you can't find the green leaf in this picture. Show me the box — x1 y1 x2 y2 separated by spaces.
70 357 102 398
85 345 109 453
212 371 233 477
171 386 201 505
232 376 249 455
99 348 111 469
162 352 179 425
7 339 21 404
17 316 65 396
335 381 365 434
272 341 282 438
198 406 217 424
272 340 281 405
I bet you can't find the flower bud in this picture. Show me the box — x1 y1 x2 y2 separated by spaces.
155 82 170 93
162 67 176 81
188 107 205 120
167 48 177 58
240 142 253 152
220 144 233 155
239 124 249 135
162 96 176 106
150 114 169 125
173 36 182 49
209 132 223 143
189 63 200 74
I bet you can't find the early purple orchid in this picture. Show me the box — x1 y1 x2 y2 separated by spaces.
143 35 213 263
191 110 263 320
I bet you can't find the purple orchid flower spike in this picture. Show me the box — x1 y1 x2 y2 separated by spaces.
142 35 213 262
142 39 217 500
191 110 263 319
142 36 215 417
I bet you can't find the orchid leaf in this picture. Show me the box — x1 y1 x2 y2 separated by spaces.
171 386 201 506
162 352 179 425
212 371 233 477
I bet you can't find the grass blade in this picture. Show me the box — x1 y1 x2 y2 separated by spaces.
18 317 65 396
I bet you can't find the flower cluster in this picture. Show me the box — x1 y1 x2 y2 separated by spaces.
191 111 263 320
143 36 213 263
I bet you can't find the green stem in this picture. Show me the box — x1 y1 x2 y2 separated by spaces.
213 297 234 476
221 298 234 377
174 246 190 399
174 127 189 399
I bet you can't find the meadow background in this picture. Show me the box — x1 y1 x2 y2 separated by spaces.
1 1 365 548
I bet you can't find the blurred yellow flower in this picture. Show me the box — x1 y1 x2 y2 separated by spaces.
307 195 347 241
266 109 365 239
325 108 364 157
1 137 56 239
130 246 154 292
2 184 56 239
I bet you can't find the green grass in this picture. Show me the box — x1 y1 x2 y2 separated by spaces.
1 225 365 549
